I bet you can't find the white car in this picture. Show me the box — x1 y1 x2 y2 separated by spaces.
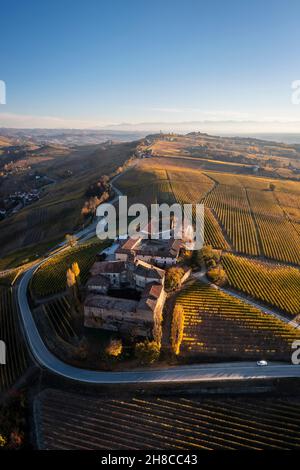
257 360 268 366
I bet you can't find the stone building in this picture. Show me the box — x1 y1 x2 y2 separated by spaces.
84 281 166 338
89 258 165 290
115 236 182 267
84 257 166 339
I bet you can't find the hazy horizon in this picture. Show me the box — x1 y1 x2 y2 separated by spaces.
2 124 300 145
1 0 300 130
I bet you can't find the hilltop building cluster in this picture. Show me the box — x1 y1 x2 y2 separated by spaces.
84 223 185 339
84 257 166 338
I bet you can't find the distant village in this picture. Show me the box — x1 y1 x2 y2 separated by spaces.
0 146 54 220
0 189 41 220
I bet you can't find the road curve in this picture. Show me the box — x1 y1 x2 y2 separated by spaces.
16 264 300 384
14 164 300 384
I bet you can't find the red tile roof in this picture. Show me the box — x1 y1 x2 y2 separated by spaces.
141 282 163 299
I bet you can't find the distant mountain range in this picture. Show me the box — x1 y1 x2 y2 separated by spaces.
0 128 147 146
1 121 300 145
100 120 300 137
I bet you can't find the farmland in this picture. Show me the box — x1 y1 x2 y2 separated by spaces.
203 207 230 250
248 189 300 264
35 389 300 450
0 287 29 393
222 254 300 318
0 140 137 259
115 154 300 265
31 241 107 298
176 281 299 360
115 160 230 249
204 184 260 255
41 295 76 342
1 132 300 448
148 133 300 180
0 268 22 287
115 162 214 207
202 172 300 264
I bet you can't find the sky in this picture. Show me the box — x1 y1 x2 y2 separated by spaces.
1 0 300 130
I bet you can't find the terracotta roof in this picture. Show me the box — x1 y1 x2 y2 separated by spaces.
141 282 163 300
120 237 140 250
115 234 182 260
138 282 165 311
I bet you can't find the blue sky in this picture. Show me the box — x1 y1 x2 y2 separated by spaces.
1 0 300 128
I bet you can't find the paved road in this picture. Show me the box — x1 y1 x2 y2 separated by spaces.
60 170 125 244
13 163 300 384
16 257 300 384
14 270 300 383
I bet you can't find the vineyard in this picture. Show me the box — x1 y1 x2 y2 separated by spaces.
169 176 214 204
203 184 260 255
275 191 300 222
248 189 300 264
116 161 231 250
176 281 299 359
31 241 107 298
116 160 300 262
0 287 29 393
201 170 300 264
203 171 271 189
116 163 214 207
41 295 76 342
0 268 22 287
222 254 300 318
36 389 300 450
203 207 230 250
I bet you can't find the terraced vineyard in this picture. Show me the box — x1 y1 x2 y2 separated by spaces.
31 242 107 298
222 254 300 318
176 282 299 359
0 287 29 393
41 295 76 342
36 389 300 450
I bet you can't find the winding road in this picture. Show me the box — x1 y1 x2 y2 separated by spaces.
16 245 300 384
13 166 300 384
